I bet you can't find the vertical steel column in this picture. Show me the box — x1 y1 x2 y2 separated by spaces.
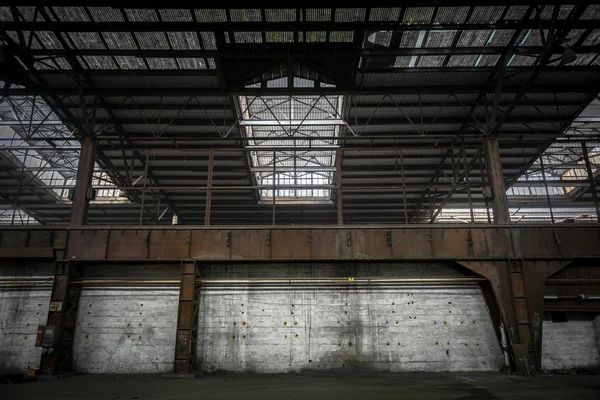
581 141 600 223
174 260 198 373
537 142 555 224
479 150 492 223
272 150 276 226
39 260 80 375
69 136 96 225
400 151 408 224
11 149 28 225
484 137 510 224
521 260 569 370
138 150 150 225
335 149 343 225
204 150 214 226
462 142 474 222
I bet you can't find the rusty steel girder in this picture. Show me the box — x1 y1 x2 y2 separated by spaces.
1 225 597 377
0 226 599 262
38 226 600 261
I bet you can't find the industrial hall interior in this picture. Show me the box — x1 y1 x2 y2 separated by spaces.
1 2 600 400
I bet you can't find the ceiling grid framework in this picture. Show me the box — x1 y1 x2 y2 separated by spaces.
0 3 598 225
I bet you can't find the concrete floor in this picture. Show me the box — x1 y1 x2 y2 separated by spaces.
3 372 600 400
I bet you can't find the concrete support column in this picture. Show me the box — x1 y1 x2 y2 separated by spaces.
174 261 198 373
484 137 510 224
69 136 96 225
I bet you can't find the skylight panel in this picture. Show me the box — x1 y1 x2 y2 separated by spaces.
168 32 201 50
434 7 469 24
266 32 294 43
425 31 457 47
487 30 515 46
400 31 420 48
403 7 434 24
417 56 445 67
102 32 138 50
177 58 207 70
68 32 106 49
468 6 505 23
306 9 331 22
394 56 412 67
330 31 354 43
335 8 366 22
266 9 296 22
83 55 118 69
369 8 400 22
477 54 500 66
233 32 262 44
159 9 193 22
581 5 600 19
200 32 217 50
88 7 124 22
53 6 90 22
37 31 63 49
504 6 528 20
147 58 178 69
448 55 479 67
306 32 326 43
239 78 344 203
125 9 159 22
194 9 227 23
135 32 170 50
115 56 147 70
230 9 261 22
0 7 12 21
457 30 492 47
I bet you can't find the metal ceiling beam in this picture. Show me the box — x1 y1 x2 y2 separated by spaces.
30 66 600 77
21 45 600 58
81 116 574 126
56 100 588 111
3 19 600 32
3 84 599 96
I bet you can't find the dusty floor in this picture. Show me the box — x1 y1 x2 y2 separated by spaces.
3 371 600 400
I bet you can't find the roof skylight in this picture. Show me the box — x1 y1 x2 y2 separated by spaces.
239 78 344 204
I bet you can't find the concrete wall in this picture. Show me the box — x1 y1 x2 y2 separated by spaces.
541 313 600 370
0 262 52 374
595 315 600 360
73 286 179 373
196 262 503 373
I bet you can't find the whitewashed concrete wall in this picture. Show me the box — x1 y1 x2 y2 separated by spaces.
197 284 504 372
0 262 53 374
73 286 179 373
0 288 51 373
542 314 600 370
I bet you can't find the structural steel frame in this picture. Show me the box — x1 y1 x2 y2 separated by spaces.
1 224 599 374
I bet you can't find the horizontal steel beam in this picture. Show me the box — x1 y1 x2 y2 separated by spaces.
1 225 599 262
87 116 570 126
31 66 600 78
3 19 599 32
0 120 66 126
20 46 600 58
239 119 344 126
3 84 598 96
